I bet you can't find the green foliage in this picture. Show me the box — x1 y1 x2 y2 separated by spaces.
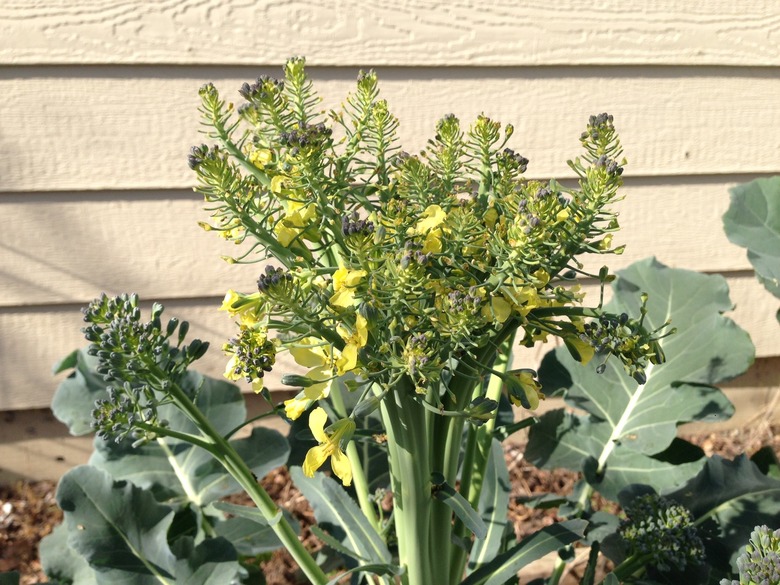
527 258 752 500
43 333 294 584
459 520 588 585
667 456 780 574
723 177 780 301
290 466 393 568
0 573 20 585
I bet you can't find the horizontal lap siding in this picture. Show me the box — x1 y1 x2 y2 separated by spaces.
2 1 779 66
1 2 779 416
3 69 780 191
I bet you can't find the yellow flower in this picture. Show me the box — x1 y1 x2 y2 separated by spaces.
565 319 596 365
274 202 317 247
422 228 443 254
329 268 367 308
284 395 311 420
249 149 272 168
303 408 355 486
220 290 264 326
271 175 288 194
506 370 544 410
414 205 447 234
289 338 336 401
223 354 266 393
482 296 512 324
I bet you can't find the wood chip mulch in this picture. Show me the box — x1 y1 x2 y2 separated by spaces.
2 423 778 584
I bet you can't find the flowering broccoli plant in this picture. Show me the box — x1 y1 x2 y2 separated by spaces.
42 60 780 585
184 57 664 584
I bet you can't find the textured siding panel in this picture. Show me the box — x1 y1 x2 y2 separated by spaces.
2 1 780 66
2 68 780 191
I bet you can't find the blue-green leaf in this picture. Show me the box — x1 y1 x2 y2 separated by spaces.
290 466 390 566
433 474 488 540
209 501 298 555
39 523 98 585
170 536 240 585
460 520 587 585
55 466 240 584
724 176 780 299
324 563 404 585
527 259 753 500
468 439 511 571
51 349 108 436
0 573 20 585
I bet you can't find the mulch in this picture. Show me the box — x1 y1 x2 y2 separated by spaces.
2 423 777 584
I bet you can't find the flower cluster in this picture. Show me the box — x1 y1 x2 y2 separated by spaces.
618 493 705 572
721 525 780 585
191 58 666 483
579 293 672 384
82 293 208 442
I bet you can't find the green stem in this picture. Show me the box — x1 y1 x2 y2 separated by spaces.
134 421 217 453
546 555 567 585
160 373 328 585
449 333 516 582
381 380 433 585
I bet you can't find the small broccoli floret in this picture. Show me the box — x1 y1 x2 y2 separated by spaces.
720 525 780 585
618 493 705 572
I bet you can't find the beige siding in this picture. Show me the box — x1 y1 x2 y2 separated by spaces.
2 1 780 66
3 70 780 192
1 1 779 432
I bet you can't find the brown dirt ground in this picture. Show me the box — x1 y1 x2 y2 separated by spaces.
2 424 778 584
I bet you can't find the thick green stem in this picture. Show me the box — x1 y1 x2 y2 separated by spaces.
449 334 515 582
381 381 433 585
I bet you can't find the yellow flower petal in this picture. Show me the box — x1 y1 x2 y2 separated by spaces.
490 296 512 323
422 229 442 254
355 314 369 347
308 407 329 443
290 339 330 368
271 175 287 193
284 396 310 420
303 445 328 478
249 149 272 167
335 344 358 375
223 355 240 381
303 366 333 400
416 205 446 233
274 223 299 247
330 449 353 487
329 288 357 308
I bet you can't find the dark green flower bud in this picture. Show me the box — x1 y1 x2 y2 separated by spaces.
166 317 179 337
352 395 381 418
466 396 499 426
281 374 315 387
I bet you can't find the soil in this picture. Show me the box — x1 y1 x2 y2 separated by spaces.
2 424 778 584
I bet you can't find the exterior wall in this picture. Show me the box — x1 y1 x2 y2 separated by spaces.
1 1 778 479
